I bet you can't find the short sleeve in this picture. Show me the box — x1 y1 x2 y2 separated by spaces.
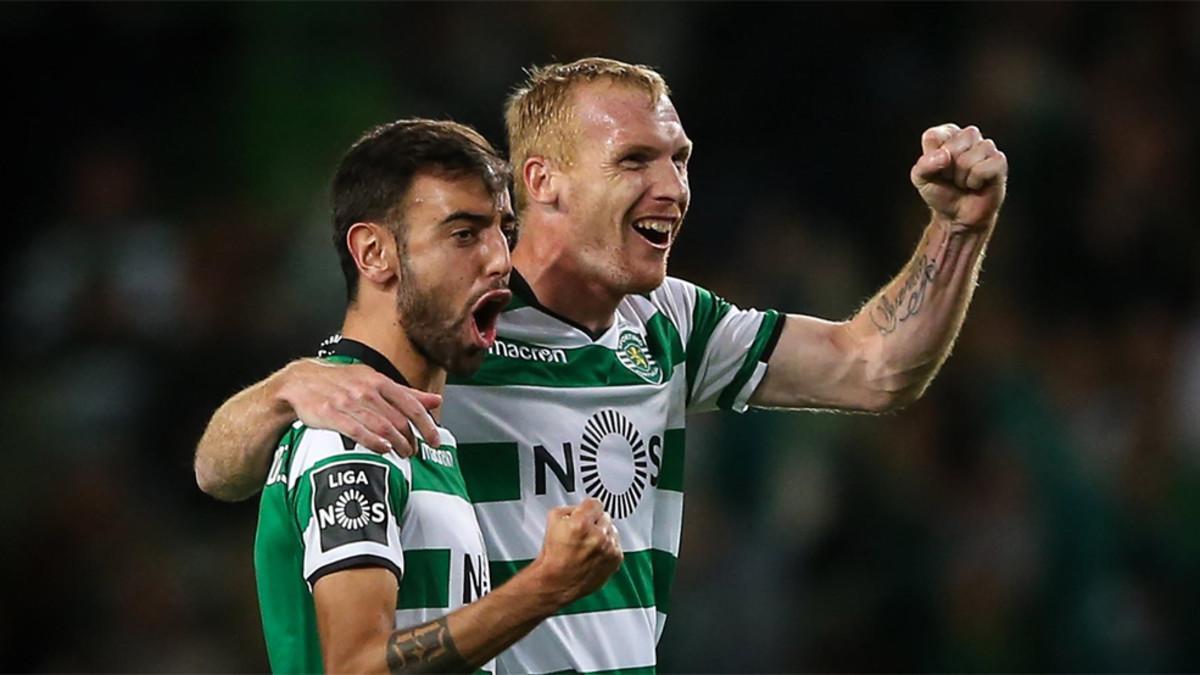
290 430 410 589
682 283 783 414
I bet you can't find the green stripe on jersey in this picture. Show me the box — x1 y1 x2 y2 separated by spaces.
458 442 520 503
645 312 685 372
658 429 686 493
685 286 732 403
715 309 782 411
397 549 451 609
650 548 678 615
490 548 677 616
449 314 684 389
410 444 470 497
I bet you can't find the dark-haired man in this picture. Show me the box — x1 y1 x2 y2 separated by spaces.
252 118 621 674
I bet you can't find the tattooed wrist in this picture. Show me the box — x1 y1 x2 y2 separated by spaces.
386 617 470 673
870 254 938 335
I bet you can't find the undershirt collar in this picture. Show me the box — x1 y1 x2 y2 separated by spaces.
316 334 411 387
509 269 611 341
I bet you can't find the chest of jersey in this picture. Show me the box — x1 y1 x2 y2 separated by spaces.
395 444 492 610
444 323 689 566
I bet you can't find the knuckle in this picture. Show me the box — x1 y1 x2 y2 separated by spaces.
366 419 391 436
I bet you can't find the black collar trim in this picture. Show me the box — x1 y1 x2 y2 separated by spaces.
317 334 411 387
510 269 609 341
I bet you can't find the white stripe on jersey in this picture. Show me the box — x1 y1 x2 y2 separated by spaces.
497 607 659 674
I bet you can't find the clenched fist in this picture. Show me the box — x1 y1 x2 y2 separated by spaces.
529 498 624 606
911 123 1008 230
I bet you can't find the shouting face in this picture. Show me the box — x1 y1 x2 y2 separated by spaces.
395 172 515 375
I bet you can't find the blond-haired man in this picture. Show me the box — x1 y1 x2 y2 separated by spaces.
196 58 1007 673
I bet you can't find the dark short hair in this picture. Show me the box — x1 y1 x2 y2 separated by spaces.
332 118 510 301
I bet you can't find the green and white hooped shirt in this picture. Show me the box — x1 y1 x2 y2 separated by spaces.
445 273 782 674
254 336 492 674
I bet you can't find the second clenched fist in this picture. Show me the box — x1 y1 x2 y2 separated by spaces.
910 123 1008 230
534 498 624 605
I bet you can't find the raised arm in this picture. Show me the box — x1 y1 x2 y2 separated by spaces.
315 499 622 674
752 123 1006 413
194 358 443 501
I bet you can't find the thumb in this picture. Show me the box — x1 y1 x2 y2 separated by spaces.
911 148 952 185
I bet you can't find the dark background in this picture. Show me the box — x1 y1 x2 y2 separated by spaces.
3 2 1199 671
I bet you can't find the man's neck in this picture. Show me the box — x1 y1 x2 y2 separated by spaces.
340 305 446 395
512 234 623 336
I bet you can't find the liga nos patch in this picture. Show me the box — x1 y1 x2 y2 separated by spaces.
312 462 390 552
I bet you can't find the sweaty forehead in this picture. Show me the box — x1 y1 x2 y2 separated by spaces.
403 172 501 218
571 82 688 154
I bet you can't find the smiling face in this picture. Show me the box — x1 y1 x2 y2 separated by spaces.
393 171 515 375
556 80 692 295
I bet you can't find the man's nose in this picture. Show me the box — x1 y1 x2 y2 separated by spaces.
650 158 688 205
483 226 512 278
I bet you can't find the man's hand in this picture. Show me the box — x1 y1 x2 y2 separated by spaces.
911 123 1008 230
528 498 624 605
277 358 443 457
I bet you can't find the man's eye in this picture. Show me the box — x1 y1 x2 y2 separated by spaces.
619 154 649 168
503 224 520 250
452 229 477 243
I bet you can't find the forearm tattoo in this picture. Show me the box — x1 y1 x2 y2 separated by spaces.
870 254 937 335
386 617 470 673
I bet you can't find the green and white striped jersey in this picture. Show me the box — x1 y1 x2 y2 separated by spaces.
255 338 492 674
445 274 782 674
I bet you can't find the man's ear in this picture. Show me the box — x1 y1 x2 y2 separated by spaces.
522 156 560 207
346 222 399 287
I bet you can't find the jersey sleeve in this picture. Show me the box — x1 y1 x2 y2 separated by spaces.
655 277 783 414
288 428 411 589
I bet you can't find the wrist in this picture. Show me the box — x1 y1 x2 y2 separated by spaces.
268 359 311 419
931 211 998 235
510 559 574 614
930 213 995 241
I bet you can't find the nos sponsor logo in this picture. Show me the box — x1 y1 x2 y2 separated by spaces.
533 409 662 519
313 463 390 551
463 552 490 603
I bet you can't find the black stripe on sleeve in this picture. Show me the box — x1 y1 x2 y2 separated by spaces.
759 313 787 363
307 554 403 588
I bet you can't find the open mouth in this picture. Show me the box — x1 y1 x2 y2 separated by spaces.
469 288 512 349
631 217 674 248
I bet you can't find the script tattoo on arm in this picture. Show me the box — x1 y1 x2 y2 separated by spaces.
870 253 938 335
385 617 470 674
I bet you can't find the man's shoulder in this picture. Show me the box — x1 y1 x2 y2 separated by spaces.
620 276 708 336
285 423 406 481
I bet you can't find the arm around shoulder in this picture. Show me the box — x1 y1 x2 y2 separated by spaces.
194 356 448 502
194 361 300 501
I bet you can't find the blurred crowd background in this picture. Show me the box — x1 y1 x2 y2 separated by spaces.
3 2 1199 672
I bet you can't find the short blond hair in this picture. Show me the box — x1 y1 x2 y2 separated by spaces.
505 57 670 212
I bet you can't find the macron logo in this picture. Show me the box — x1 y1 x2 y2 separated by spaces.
421 443 455 468
489 339 568 365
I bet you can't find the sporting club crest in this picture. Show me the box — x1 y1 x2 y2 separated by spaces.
616 330 662 384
